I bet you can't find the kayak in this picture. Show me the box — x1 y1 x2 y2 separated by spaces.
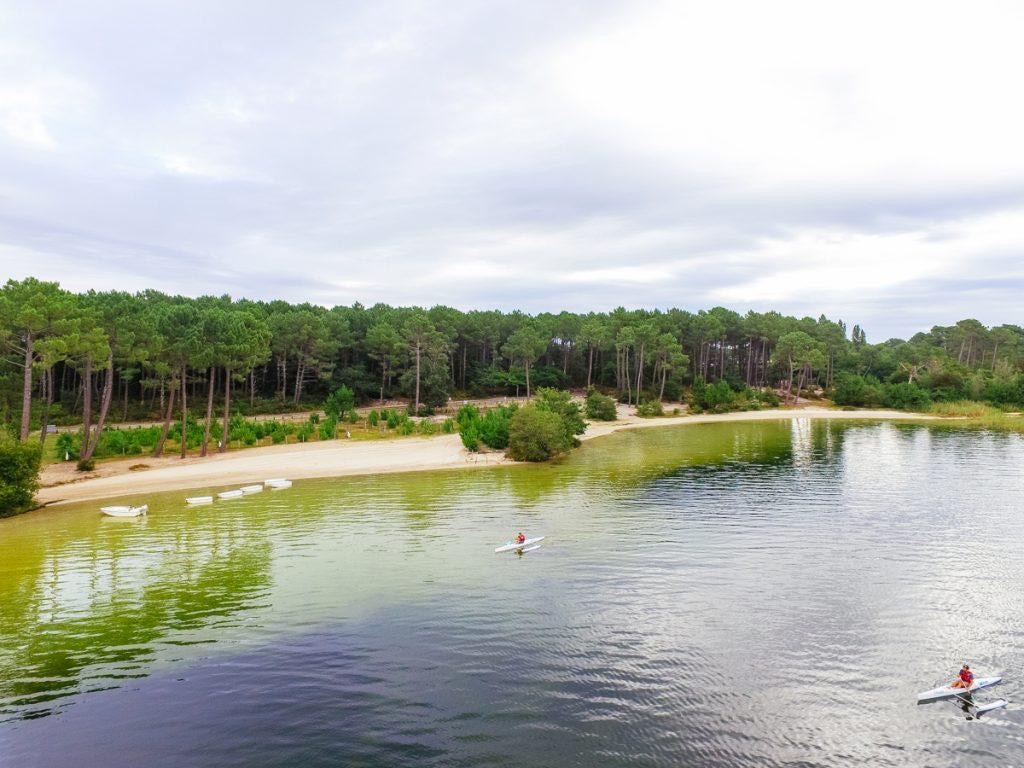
494 536 545 553
917 677 1001 703
519 545 541 554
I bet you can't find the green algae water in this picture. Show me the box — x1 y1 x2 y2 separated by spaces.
2 419 1024 766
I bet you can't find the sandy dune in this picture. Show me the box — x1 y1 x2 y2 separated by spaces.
36 407 937 506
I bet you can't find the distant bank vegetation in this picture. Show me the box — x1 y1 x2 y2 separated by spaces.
1 277 1023 500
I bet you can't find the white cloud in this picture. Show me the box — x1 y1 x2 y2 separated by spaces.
0 1 1021 338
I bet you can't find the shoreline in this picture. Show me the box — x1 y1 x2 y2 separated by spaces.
34 407 939 507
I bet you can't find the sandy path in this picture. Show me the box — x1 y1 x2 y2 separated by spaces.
36 407 937 506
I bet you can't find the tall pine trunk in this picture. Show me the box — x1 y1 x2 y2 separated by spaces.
81 357 93 458
83 353 115 461
19 333 33 440
293 360 303 406
219 368 231 453
201 366 216 457
153 382 177 457
38 367 53 445
180 365 188 458
414 345 422 412
635 344 645 401
587 345 594 389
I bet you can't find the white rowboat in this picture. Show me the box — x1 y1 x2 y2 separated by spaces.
494 536 545 553
264 478 287 486
217 489 244 500
240 485 263 494
917 677 1001 703
266 479 292 489
186 496 213 505
101 505 148 518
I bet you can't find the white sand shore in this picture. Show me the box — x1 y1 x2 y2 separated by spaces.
36 407 937 506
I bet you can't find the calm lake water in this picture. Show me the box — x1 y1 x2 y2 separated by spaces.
2 419 1024 767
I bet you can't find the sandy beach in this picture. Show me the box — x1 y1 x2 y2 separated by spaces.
36 407 939 506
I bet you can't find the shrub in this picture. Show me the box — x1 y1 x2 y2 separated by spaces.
832 374 884 407
534 388 586 444
479 406 515 449
884 381 931 411
397 420 415 436
55 431 80 460
367 409 380 427
418 419 437 435
76 458 95 472
324 385 356 421
456 403 480 427
441 418 455 434
690 379 737 412
636 399 664 417
460 423 480 451
0 439 42 517
318 418 338 440
585 388 617 421
507 404 573 461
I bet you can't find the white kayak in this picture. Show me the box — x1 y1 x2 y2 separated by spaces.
494 536 545 553
186 496 213 505
101 504 148 518
218 489 244 500
267 480 292 490
240 484 263 494
917 677 1001 703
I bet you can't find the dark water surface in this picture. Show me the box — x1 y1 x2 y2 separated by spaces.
2 420 1024 766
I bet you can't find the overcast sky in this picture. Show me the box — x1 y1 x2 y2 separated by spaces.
1 1 1022 339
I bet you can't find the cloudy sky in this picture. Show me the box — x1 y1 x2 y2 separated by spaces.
1 1 1022 339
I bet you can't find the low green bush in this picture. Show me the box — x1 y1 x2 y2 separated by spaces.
636 399 664 417
507 404 573 461
0 439 42 517
585 388 617 421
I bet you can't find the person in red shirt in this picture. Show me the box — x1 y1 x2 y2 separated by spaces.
951 664 974 689
515 532 526 545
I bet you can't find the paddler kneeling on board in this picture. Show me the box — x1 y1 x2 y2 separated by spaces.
515 532 526 545
951 664 974 689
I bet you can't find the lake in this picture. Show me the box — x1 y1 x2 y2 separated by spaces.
2 419 1023 766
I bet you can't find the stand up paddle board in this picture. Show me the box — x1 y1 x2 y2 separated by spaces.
494 536 544 553
973 699 1008 716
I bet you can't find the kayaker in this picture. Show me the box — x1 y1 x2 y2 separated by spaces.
515 532 526 545
951 664 974 689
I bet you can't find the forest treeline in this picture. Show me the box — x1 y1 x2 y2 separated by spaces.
2 276 1024 454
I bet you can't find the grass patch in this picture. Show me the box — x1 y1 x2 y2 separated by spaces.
930 400 997 418
930 401 1024 435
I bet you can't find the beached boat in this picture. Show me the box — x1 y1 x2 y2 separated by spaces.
240 484 263 494
101 505 148 518
265 478 292 489
217 489 244 500
186 496 214 505
264 478 287 486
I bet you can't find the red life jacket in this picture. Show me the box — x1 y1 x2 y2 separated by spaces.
959 669 973 684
